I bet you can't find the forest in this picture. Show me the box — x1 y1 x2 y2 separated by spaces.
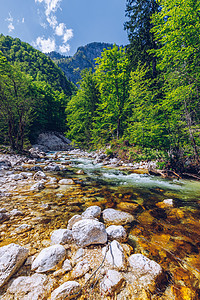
0 0 199 174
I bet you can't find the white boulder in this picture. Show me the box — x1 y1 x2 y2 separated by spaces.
59 179 75 185
128 253 163 288
0 243 29 287
6 273 53 300
67 214 83 230
102 240 126 271
33 171 46 180
31 245 66 273
51 281 80 300
163 199 173 206
102 208 134 225
51 229 73 245
106 225 127 242
100 269 124 295
82 205 101 219
62 259 72 272
30 181 45 191
72 219 107 247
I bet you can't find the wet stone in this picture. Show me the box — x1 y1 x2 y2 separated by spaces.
0 212 9 223
82 205 101 219
5 273 53 300
100 269 125 295
102 208 134 225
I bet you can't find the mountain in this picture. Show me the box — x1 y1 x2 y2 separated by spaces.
0 34 75 96
47 42 114 85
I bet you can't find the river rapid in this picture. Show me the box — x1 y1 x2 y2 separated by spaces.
0 149 200 299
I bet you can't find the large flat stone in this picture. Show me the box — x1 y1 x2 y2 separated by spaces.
0 243 29 287
51 281 80 300
6 273 53 300
31 245 66 273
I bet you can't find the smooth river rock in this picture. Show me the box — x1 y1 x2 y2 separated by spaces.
6 273 53 300
0 243 29 287
106 225 127 242
59 178 75 185
82 205 101 219
51 281 80 300
50 229 73 245
102 208 134 225
67 214 83 230
72 219 107 247
31 244 66 273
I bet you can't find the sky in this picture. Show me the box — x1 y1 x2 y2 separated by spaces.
0 0 128 56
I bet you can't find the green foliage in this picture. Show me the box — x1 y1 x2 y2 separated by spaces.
151 0 200 165
66 69 99 147
124 0 159 77
0 52 36 150
29 81 69 142
92 45 130 145
0 34 75 96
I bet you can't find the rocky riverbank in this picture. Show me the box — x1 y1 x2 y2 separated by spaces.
0 148 199 299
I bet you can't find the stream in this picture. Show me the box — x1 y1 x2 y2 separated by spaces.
0 150 200 298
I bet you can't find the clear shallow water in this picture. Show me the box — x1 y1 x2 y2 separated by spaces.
66 155 200 203
1 151 200 298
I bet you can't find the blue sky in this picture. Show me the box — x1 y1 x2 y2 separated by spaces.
0 0 128 55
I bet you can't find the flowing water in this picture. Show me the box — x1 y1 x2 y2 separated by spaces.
1 151 200 298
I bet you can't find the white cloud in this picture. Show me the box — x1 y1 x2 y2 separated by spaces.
55 23 65 36
46 15 58 28
41 22 47 29
35 0 73 54
6 12 13 23
59 44 70 53
33 36 56 53
8 23 15 32
35 0 62 17
22 18 25 23
5 13 15 33
63 29 73 43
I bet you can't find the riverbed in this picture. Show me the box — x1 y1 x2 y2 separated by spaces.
0 150 200 299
